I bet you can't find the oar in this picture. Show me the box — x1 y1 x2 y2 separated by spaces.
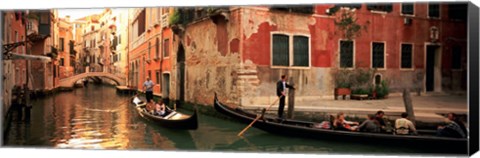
237 95 282 136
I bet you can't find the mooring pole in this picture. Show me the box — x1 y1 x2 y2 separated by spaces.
287 77 295 119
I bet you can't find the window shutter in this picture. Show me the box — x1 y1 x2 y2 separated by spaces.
272 34 289 66
293 36 309 66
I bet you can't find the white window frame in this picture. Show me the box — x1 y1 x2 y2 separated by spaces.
338 39 356 69
400 42 414 71
400 3 415 17
370 41 387 70
270 32 311 69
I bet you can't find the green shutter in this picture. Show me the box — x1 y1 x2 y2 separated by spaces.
272 34 289 66
293 36 309 67
401 44 413 68
372 43 384 68
340 41 354 68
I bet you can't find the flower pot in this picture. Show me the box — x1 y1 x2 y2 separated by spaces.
334 88 351 100
351 94 369 100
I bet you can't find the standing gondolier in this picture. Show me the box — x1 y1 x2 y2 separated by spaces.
276 75 295 119
143 77 155 103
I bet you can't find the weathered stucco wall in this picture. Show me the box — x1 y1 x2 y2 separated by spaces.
238 7 337 106
181 9 244 106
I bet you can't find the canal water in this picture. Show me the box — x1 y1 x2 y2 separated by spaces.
3 85 428 155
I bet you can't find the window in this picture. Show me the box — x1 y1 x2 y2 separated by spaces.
118 34 121 44
148 42 151 60
138 9 146 36
272 34 310 67
401 3 414 15
293 36 309 66
448 4 468 20
20 36 23 53
366 4 393 12
452 46 462 69
14 31 18 52
428 3 440 18
148 70 152 80
60 58 65 66
163 39 170 57
59 38 64 51
40 14 48 24
156 70 161 86
372 42 385 68
340 40 354 68
401 44 413 69
155 38 160 59
272 34 289 66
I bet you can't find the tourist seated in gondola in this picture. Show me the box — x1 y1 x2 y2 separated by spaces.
437 113 467 138
375 110 394 133
333 112 359 131
154 99 167 117
146 99 156 114
395 112 417 135
357 114 380 133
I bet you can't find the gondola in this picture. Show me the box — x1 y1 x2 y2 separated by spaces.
213 94 468 154
134 99 198 130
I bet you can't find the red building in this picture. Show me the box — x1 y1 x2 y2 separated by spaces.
170 2 468 106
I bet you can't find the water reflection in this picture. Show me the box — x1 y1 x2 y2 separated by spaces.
4 85 427 154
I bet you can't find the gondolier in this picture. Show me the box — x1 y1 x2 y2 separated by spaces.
143 77 155 103
276 75 295 119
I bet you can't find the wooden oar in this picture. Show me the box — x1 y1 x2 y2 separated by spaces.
237 95 282 136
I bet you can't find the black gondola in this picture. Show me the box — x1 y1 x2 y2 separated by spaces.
213 95 468 154
134 99 198 130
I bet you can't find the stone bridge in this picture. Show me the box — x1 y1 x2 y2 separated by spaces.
59 72 126 88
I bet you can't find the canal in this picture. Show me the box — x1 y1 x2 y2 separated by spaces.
3 85 428 154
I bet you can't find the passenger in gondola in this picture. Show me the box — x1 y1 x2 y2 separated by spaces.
333 112 359 131
437 113 467 138
154 99 167 117
357 114 380 133
375 110 394 133
395 112 417 135
146 99 156 114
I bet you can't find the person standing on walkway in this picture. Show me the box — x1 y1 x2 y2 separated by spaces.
276 75 295 119
143 77 155 103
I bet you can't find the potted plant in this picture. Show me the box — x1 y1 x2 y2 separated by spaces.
375 80 390 99
334 69 352 100
351 88 369 100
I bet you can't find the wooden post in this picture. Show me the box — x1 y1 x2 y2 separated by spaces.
287 77 295 119
403 88 416 124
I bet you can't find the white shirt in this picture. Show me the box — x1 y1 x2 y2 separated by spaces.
133 97 141 104
282 81 286 91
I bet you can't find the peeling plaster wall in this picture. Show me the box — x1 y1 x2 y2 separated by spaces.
181 10 243 106
238 7 337 106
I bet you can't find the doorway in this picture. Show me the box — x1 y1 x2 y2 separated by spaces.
177 44 185 103
425 45 441 92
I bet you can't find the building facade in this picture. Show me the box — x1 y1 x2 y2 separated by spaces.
128 7 173 98
167 2 468 106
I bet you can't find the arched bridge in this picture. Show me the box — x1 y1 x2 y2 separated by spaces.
59 72 126 88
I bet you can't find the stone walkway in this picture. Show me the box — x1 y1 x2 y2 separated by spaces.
242 92 468 123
